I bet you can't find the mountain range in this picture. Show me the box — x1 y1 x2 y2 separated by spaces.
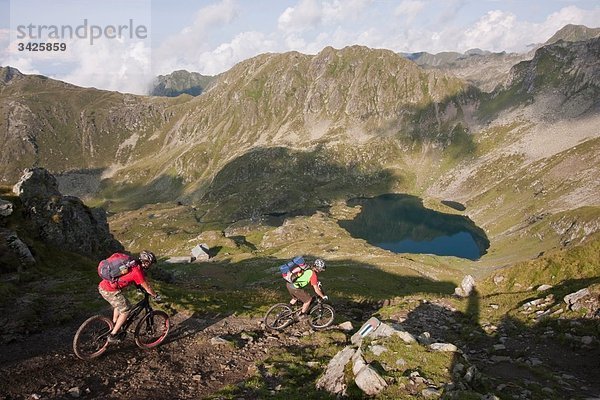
0 24 599 270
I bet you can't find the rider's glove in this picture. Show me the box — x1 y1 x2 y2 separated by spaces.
153 294 162 302
322 295 329 301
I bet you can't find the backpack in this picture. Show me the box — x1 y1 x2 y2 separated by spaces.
279 256 308 283
98 253 136 283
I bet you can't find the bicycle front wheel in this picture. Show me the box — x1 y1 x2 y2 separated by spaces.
134 310 170 349
73 315 113 360
264 303 294 331
308 303 335 330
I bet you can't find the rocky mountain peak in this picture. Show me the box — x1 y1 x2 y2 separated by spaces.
545 24 600 45
150 69 215 97
0 66 24 85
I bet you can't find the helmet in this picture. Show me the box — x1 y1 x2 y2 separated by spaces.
313 258 325 272
139 250 156 267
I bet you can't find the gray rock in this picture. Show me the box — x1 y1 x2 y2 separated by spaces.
13 168 61 205
564 288 590 310
351 317 382 344
490 355 512 362
11 168 122 259
191 243 210 261
316 346 356 396
0 228 36 271
422 387 442 398
0 199 13 217
352 351 388 396
581 336 594 345
165 256 193 264
455 275 476 297
337 321 354 331
351 348 367 375
429 343 459 352
537 284 553 291
68 387 81 398
210 336 232 345
369 345 388 356
396 330 417 343
418 332 432 345
463 365 479 383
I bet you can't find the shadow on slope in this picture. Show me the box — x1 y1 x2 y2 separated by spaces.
194 146 400 223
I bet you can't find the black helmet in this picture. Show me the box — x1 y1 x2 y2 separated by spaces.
139 250 156 267
313 258 325 272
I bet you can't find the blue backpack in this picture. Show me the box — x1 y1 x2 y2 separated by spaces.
279 256 308 283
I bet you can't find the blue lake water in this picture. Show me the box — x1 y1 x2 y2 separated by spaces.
339 194 489 260
377 231 481 260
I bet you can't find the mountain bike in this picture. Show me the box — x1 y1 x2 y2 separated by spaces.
264 297 335 331
73 286 170 360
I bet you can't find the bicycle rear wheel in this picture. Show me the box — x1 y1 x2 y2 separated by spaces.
134 310 170 349
308 303 335 330
73 315 113 360
264 303 294 331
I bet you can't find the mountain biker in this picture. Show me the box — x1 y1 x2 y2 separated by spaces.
98 250 159 343
287 258 328 319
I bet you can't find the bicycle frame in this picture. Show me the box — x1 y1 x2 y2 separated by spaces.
120 287 153 332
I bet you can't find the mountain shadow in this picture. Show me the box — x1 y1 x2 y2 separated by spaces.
195 146 399 223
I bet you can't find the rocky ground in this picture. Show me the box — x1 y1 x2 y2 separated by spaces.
1 297 598 400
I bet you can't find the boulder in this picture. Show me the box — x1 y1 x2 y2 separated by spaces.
191 243 210 261
352 350 388 396
12 168 61 206
11 168 122 259
351 318 416 344
429 342 460 352
563 288 590 310
316 346 356 396
0 199 13 217
455 275 476 297
0 228 36 272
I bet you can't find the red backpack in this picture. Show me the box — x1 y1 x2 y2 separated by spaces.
98 253 136 283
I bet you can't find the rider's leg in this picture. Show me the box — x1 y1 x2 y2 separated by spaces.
286 284 311 313
99 288 131 335
111 311 129 335
301 297 313 314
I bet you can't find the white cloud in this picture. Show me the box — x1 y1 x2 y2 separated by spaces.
278 0 323 33
195 31 278 75
394 0 426 24
457 5 600 53
278 0 370 33
153 0 239 75
536 5 600 43
460 10 518 51
58 39 152 94
322 0 372 24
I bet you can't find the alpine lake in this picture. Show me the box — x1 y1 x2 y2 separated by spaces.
338 194 489 261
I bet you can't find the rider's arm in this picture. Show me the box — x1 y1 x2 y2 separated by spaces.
139 280 157 298
312 282 326 299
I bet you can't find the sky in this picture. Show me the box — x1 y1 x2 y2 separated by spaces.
1 0 599 94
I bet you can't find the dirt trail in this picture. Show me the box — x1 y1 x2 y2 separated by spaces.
2 301 599 400
0 312 299 400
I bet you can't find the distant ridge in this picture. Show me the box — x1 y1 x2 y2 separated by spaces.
150 70 215 97
545 24 600 45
